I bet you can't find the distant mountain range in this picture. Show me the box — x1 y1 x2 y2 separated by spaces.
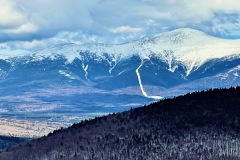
1 87 240 160
0 28 240 137
1 28 240 97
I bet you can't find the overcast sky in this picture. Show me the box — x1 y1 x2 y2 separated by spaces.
0 0 240 49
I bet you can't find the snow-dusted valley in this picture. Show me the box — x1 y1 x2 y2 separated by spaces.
0 28 240 137
0 118 60 138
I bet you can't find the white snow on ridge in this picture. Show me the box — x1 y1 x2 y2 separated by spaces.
134 28 240 75
218 65 240 80
81 63 89 80
1 28 240 76
59 70 76 80
28 28 240 75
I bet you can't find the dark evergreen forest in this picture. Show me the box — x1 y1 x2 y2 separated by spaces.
0 136 29 151
0 86 240 160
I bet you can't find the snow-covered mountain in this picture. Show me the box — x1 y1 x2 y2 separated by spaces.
27 28 240 73
0 28 240 136
3 28 239 95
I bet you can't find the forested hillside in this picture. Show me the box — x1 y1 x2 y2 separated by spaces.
0 87 240 160
0 136 29 151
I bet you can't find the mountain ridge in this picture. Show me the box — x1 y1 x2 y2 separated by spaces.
1 28 240 80
26 28 240 77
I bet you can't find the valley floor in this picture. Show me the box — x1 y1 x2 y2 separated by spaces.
0 118 61 138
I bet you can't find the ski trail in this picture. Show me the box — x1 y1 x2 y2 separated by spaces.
136 60 163 100
136 60 149 97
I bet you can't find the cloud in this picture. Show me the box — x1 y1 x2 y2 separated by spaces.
0 0 240 44
0 0 38 42
19 0 98 32
0 0 26 28
2 22 38 34
0 0 98 41
109 26 144 33
211 13 240 38
13 40 46 50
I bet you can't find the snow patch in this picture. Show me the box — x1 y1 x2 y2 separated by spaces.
59 70 76 80
218 65 240 80
82 63 89 80
117 68 128 76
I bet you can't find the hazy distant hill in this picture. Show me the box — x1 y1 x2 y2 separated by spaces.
0 86 240 160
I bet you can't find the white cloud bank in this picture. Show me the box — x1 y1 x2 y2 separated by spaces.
0 0 26 28
109 26 144 33
0 0 240 45
0 0 38 35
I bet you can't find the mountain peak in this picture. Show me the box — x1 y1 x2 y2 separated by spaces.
137 28 211 46
168 28 206 35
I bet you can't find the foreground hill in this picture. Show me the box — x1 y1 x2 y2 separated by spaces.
1 87 240 160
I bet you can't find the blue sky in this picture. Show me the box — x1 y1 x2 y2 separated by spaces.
0 0 240 50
